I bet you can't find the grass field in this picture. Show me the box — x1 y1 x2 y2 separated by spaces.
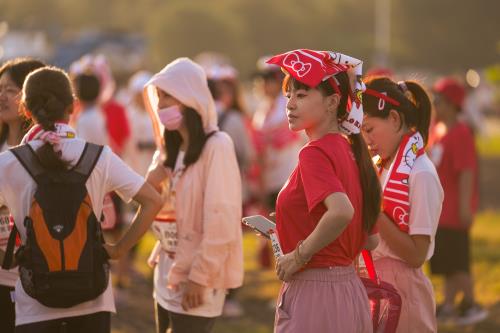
477 135 500 158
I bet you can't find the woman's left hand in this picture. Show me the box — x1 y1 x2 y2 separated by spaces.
276 252 302 282
181 280 206 311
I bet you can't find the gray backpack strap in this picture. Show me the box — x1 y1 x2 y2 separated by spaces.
10 145 46 182
73 143 104 181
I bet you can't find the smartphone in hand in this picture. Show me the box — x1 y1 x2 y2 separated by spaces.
241 215 277 239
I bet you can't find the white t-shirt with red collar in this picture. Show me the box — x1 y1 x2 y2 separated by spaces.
372 154 443 262
0 132 144 326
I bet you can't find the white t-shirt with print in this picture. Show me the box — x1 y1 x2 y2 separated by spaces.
373 153 444 262
0 137 144 325
0 141 17 287
152 151 226 318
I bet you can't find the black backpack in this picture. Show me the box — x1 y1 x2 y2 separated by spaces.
2 142 110 308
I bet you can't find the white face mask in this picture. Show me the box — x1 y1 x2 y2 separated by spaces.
158 105 183 130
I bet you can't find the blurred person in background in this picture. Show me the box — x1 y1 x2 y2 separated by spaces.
252 56 303 212
206 64 255 318
207 64 255 196
71 57 131 290
70 54 130 156
252 56 304 269
118 70 156 288
462 73 493 137
429 77 488 326
124 70 156 177
73 73 108 145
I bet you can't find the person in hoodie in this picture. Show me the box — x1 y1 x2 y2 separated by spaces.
144 58 244 333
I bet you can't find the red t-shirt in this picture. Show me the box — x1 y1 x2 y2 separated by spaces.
276 133 368 268
430 122 479 230
102 100 130 156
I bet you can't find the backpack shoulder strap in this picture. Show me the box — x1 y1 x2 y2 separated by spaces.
10 145 45 182
72 143 104 181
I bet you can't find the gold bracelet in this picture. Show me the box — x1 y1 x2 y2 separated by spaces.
294 240 310 267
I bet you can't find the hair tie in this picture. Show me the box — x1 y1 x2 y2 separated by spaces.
397 81 408 93
398 81 416 107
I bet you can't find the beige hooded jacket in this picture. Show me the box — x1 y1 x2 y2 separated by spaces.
144 58 243 289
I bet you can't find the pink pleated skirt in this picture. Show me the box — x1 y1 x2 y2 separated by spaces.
274 265 372 333
374 258 437 333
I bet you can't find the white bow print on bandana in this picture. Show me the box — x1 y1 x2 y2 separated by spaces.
283 53 312 78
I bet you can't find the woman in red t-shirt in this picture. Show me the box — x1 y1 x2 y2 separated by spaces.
267 49 381 333
429 77 486 325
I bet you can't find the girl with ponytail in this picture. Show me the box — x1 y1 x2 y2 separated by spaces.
0 66 161 332
265 49 380 333
362 77 444 332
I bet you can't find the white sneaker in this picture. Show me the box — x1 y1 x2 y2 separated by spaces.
436 303 456 325
455 303 488 326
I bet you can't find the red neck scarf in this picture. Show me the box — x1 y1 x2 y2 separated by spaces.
378 132 425 232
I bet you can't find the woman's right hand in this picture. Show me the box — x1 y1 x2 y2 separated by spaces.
147 241 161 268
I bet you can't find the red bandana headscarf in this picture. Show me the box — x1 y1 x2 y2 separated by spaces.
266 49 366 135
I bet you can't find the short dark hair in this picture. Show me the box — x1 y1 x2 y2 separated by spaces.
74 73 100 103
